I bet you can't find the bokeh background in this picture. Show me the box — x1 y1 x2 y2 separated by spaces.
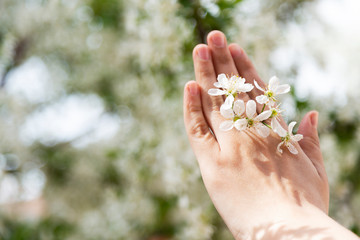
1 0 360 239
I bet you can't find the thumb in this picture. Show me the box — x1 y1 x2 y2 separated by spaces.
297 111 324 170
183 81 219 163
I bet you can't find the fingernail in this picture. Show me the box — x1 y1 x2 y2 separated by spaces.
211 33 225 48
197 46 209 60
188 82 199 96
310 111 318 127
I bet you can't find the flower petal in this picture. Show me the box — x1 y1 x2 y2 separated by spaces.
214 82 222 88
229 75 238 83
246 100 256 118
217 74 228 85
286 142 298 155
234 118 247 131
292 134 303 142
274 84 290 95
288 121 297 135
256 95 268 104
268 76 279 90
270 118 279 129
219 120 234 131
223 95 234 108
208 88 226 96
220 105 234 119
255 123 270 138
233 99 245 116
272 119 287 137
238 76 245 84
254 80 265 92
255 110 272 121
277 141 284 154
238 83 254 93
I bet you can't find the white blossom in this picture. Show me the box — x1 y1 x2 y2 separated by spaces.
254 76 290 107
273 121 303 154
233 100 272 137
269 105 284 130
208 74 253 103
219 98 245 131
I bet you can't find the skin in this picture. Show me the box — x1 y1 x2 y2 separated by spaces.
183 30 359 240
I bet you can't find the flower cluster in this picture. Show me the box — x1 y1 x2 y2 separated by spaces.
208 74 303 154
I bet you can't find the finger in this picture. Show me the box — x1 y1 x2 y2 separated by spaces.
297 111 326 179
229 43 286 123
207 31 250 102
193 44 218 94
229 43 265 98
193 44 225 138
229 43 265 110
183 81 220 165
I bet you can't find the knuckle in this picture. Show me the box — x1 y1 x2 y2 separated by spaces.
216 54 231 65
187 101 201 113
201 96 222 113
303 136 320 149
189 118 209 138
199 67 215 80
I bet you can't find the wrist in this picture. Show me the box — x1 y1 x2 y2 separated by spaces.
234 204 358 240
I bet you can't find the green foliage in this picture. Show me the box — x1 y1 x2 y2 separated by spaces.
351 224 360 236
96 74 120 111
329 112 358 145
0 217 74 240
33 143 75 185
89 0 123 29
101 149 126 188
342 154 360 191
152 64 179 99
150 195 179 237
178 0 243 43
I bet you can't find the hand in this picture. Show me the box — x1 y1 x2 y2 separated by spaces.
183 30 355 239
